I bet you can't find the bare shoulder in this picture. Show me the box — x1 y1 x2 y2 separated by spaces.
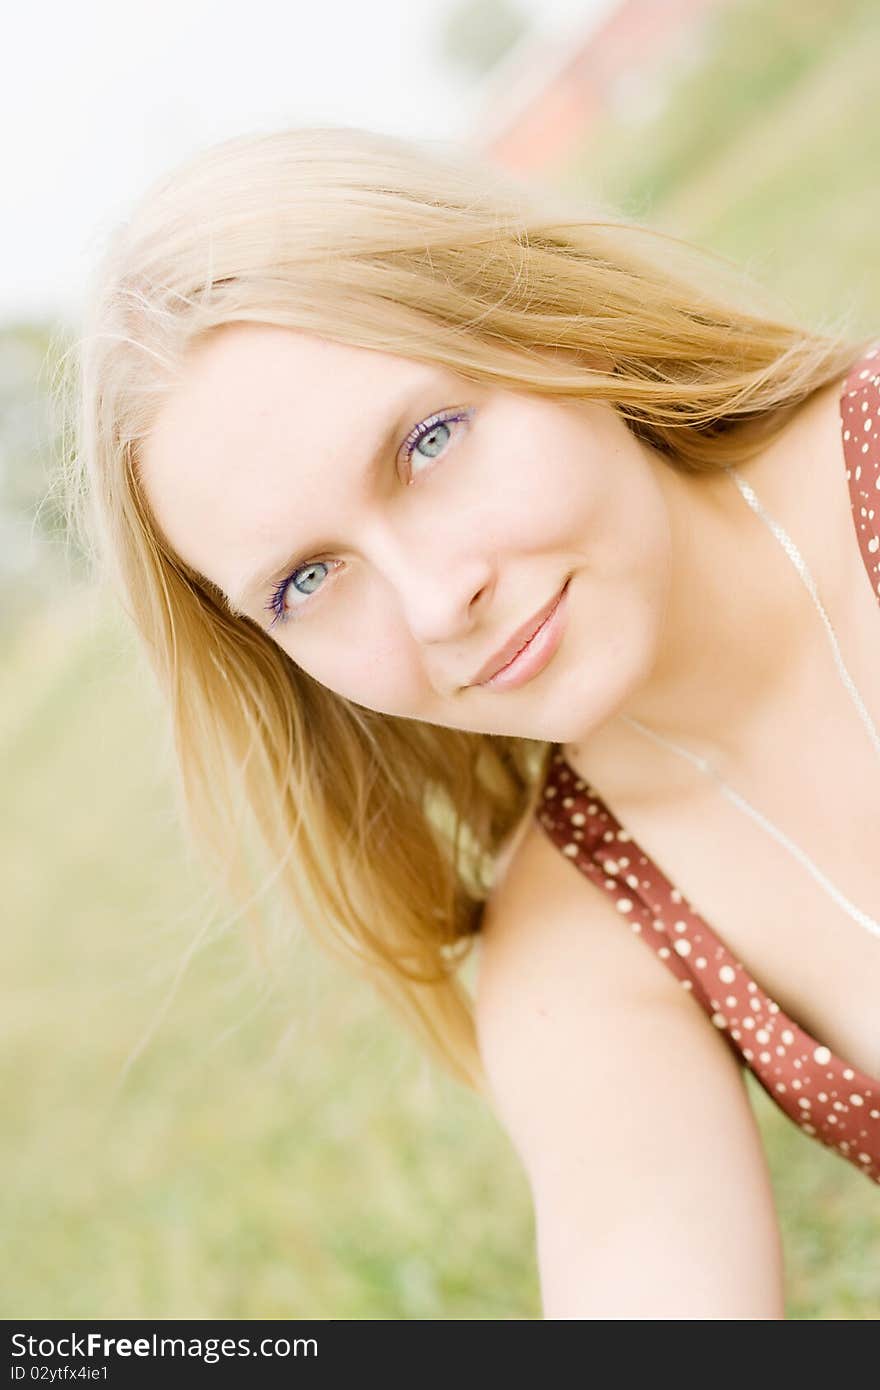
477 808 697 1016
475 815 785 1319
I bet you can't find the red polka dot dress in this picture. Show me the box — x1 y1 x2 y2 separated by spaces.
536 343 880 1185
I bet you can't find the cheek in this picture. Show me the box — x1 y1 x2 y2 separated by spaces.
479 428 601 551
544 421 673 682
549 407 672 587
586 470 673 653
285 618 424 715
588 491 674 692
483 395 653 550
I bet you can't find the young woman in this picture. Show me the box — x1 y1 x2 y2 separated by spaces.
65 125 879 1318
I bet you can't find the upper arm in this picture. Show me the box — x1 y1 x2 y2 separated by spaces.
475 823 786 1320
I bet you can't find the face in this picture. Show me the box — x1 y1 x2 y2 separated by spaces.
139 322 676 746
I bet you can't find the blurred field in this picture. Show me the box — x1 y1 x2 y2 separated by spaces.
557 0 880 331
4 0 880 1320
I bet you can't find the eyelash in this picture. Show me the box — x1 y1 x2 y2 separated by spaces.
263 405 475 630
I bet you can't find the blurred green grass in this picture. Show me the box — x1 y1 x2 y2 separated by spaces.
555 0 880 330
2 593 540 1319
5 0 880 1319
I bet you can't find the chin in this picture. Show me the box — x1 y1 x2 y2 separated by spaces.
533 629 656 749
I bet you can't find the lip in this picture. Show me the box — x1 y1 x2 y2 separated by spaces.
471 577 571 690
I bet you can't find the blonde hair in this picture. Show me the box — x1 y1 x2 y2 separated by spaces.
60 123 874 1094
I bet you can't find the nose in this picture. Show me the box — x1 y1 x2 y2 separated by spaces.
401 557 495 647
366 517 495 647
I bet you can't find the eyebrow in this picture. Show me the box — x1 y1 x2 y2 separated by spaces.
224 383 425 620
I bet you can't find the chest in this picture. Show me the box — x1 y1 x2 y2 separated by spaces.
585 643 880 1082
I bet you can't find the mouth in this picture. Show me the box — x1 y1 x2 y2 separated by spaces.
472 576 571 691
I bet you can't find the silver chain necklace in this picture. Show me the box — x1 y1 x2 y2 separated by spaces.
620 464 880 941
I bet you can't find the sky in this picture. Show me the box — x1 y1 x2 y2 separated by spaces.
5 0 619 327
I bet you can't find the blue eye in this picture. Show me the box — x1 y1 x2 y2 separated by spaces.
405 417 454 471
264 405 474 630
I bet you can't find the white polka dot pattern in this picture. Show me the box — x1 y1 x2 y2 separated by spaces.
535 343 880 1187
841 343 880 599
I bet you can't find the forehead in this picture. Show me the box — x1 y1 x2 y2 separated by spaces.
138 323 441 594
